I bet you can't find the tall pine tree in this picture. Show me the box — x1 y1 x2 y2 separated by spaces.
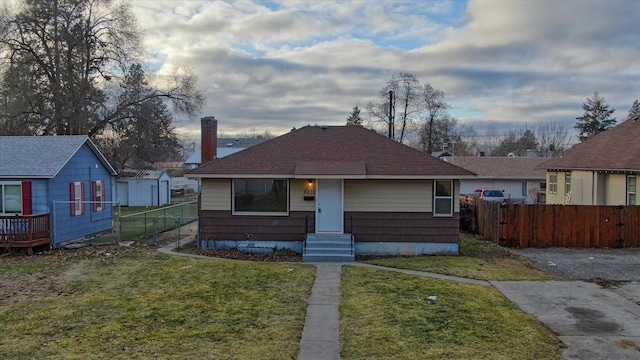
574 92 616 141
346 106 363 126
627 100 640 122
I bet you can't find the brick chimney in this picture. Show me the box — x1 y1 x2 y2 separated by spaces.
201 116 217 164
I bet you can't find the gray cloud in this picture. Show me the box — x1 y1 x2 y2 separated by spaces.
132 0 640 142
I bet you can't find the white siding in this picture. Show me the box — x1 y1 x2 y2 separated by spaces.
201 179 231 210
461 179 543 204
344 180 432 212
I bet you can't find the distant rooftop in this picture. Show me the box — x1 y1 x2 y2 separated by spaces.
184 137 269 165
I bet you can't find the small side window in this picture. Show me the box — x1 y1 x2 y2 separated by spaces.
434 180 453 217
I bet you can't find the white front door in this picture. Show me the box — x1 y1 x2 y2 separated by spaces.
316 179 343 234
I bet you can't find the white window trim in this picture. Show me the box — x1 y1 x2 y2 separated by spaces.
433 180 454 217
94 180 104 212
73 181 83 215
232 179 290 216
564 172 572 195
0 181 22 215
628 175 636 206
549 173 558 194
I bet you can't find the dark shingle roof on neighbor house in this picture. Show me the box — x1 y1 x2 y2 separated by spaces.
444 156 547 179
539 119 640 172
117 169 168 180
188 125 475 179
0 135 116 178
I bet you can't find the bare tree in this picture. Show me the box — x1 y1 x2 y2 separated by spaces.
0 0 204 163
418 115 477 156
418 84 450 153
366 73 421 142
535 121 571 156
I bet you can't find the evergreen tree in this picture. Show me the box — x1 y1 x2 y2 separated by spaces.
627 100 640 121
346 106 363 126
574 92 616 141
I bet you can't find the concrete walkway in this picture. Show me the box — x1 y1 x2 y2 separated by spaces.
297 263 342 360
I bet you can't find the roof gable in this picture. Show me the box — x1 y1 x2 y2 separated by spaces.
0 135 116 178
540 119 640 172
189 126 475 178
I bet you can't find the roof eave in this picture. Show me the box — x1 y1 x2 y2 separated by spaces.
188 173 477 180
544 167 640 173
0 175 53 179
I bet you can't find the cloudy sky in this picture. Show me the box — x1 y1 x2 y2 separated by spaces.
131 0 640 141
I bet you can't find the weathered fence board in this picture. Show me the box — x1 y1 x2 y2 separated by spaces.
467 201 640 248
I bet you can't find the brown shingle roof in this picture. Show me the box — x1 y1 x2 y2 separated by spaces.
445 156 547 179
539 119 640 172
188 125 475 178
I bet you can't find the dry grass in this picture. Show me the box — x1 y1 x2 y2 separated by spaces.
340 266 564 360
0 243 315 359
360 234 558 281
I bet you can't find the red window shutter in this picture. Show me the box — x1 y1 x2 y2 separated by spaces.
70 182 76 216
80 182 85 215
92 181 98 212
21 181 32 215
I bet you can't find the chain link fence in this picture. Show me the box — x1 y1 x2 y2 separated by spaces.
117 201 198 246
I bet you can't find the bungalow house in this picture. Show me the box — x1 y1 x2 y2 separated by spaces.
187 120 475 262
539 118 640 205
444 156 548 204
116 169 171 207
0 135 117 251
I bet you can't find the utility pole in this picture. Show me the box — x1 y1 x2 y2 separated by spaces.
387 90 394 139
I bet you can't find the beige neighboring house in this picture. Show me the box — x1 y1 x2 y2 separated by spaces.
539 118 640 205
444 156 548 204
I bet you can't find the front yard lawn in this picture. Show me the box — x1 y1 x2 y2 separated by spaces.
341 266 564 359
360 233 558 281
0 244 315 359
1 234 564 359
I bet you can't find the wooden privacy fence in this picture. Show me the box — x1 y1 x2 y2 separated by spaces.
468 200 640 248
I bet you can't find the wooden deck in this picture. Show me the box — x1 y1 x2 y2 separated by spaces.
0 214 51 255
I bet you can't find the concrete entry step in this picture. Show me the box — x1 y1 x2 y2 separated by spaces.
304 233 354 262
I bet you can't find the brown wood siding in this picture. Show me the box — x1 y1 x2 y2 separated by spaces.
199 210 314 241
199 210 459 244
346 211 459 243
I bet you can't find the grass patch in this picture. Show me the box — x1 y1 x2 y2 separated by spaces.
0 244 315 359
360 234 557 281
101 203 198 243
340 266 564 360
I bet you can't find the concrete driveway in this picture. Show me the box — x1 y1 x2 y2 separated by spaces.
493 280 640 359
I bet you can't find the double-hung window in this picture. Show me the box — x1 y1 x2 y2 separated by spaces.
628 175 636 205
0 182 22 214
433 180 453 217
564 172 572 195
549 173 558 194
70 182 85 216
233 179 288 215
93 180 105 212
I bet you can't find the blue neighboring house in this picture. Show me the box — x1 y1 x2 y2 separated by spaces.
0 135 117 248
